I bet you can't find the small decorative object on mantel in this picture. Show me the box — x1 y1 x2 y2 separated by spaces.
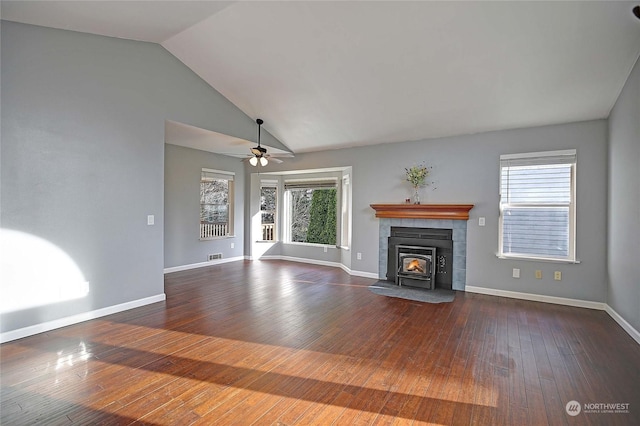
405 163 431 204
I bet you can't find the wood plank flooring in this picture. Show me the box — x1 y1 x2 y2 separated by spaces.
1 260 639 425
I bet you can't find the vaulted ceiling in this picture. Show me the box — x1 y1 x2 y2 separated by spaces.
3 1 640 154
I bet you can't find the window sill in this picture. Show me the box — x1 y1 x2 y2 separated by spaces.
256 240 278 243
200 235 236 241
284 242 338 249
496 254 580 264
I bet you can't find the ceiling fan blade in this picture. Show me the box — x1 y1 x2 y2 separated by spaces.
250 146 266 156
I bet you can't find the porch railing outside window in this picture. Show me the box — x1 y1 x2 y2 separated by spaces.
200 169 234 239
261 223 275 241
200 223 229 239
261 183 277 241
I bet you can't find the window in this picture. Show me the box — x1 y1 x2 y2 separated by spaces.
260 181 277 241
499 150 576 261
284 179 338 245
200 169 234 239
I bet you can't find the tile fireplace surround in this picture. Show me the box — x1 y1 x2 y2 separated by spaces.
370 204 474 291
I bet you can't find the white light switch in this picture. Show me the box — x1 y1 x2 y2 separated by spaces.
147 215 154 225
479 217 486 226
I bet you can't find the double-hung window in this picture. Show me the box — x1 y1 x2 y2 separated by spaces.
260 180 277 241
283 178 338 246
499 150 576 261
200 168 234 239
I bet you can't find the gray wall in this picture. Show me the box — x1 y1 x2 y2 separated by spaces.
260 119 609 302
164 144 244 268
2 19 624 337
0 21 278 334
608 56 640 331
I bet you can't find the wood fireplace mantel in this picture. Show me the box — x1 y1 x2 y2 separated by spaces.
370 204 474 220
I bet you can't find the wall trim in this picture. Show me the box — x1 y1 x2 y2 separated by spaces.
343 267 379 280
465 285 606 310
257 255 379 279
605 304 640 345
466 286 639 345
259 255 339 269
0 294 166 344
163 256 246 274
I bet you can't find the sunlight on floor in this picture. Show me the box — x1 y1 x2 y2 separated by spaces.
64 322 499 411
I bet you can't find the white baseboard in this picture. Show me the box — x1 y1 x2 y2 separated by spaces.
259 255 339 269
164 256 247 274
465 285 606 310
465 285 639 345
256 255 379 279
0 294 166 344
338 265 379 279
605 304 640 345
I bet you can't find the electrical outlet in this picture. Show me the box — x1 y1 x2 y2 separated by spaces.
230 242 235 249
323 246 328 253
513 268 520 278
357 252 362 260
147 215 154 225
479 217 485 226
535 270 542 279
554 271 562 281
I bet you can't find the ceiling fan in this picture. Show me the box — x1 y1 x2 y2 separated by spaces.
247 118 283 166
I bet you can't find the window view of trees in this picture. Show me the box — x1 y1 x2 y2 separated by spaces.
289 188 336 245
200 172 232 239
200 178 229 224
260 186 277 241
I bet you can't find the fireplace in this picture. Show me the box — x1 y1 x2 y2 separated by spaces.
388 227 453 290
395 245 436 289
370 204 474 291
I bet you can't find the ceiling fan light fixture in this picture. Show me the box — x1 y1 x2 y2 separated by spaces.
249 156 258 166
260 156 268 166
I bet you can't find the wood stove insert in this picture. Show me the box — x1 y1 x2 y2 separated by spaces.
387 227 453 290
395 245 436 289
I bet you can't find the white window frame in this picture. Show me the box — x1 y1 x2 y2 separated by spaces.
283 177 339 247
498 150 577 262
340 174 351 250
200 168 234 240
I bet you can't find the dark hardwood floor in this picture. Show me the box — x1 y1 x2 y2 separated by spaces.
1 260 639 425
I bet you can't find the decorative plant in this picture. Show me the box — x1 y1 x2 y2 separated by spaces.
405 164 429 188
405 163 431 204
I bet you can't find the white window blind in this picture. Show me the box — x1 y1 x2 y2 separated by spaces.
284 178 338 190
499 150 576 261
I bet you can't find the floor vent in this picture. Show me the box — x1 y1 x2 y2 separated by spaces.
207 253 223 261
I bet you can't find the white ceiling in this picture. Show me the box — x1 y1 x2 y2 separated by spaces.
3 1 640 154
